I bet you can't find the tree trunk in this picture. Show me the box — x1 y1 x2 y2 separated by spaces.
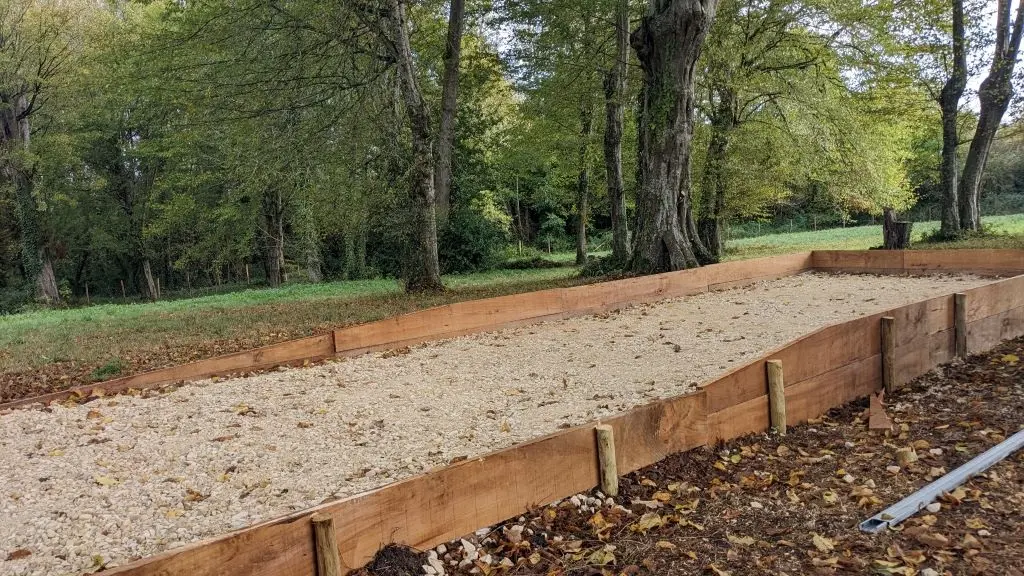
883 208 913 250
938 0 967 239
385 0 443 292
3 94 60 304
38 255 60 302
958 0 1024 232
603 0 630 263
262 189 285 288
142 259 158 300
576 97 594 265
628 0 719 274
433 0 466 226
697 86 735 262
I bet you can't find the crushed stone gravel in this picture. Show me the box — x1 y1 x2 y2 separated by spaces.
0 272 995 575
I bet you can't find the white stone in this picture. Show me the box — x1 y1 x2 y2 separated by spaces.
925 502 941 513
435 544 447 555
886 465 901 475
920 569 940 576
422 565 436 575
978 529 991 537
929 448 943 456
460 539 476 557
842 474 855 484
750 501 763 509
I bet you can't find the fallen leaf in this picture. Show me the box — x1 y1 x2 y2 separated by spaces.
727 534 755 546
812 533 835 553
587 545 616 566
93 475 119 487
708 564 732 576
5 549 31 561
655 540 676 550
632 512 665 533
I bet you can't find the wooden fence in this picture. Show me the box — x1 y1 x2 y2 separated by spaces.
61 249 1024 576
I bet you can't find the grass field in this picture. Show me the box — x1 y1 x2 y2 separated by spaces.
2 213 1023 400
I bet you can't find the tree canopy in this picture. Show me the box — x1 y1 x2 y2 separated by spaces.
1 0 1022 310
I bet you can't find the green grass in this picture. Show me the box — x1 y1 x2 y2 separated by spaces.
3 212 1023 397
725 213 1024 259
0 267 580 382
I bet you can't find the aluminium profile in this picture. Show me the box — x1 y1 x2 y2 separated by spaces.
860 427 1024 533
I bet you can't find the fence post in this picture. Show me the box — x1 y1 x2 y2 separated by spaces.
881 316 896 394
954 293 967 358
767 360 786 435
595 424 618 497
311 513 345 576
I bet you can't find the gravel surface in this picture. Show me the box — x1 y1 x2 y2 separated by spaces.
0 272 994 575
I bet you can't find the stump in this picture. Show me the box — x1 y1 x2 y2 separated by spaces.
883 208 913 250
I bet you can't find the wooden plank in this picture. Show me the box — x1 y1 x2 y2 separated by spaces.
904 249 1024 273
967 305 1024 354
705 252 813 290
785 354 881 425
812 250 905 272
895 328 955 384
604 391 707 475
707 395 769 443
700 359 766 414
963 275 1024 322
888 296 953 348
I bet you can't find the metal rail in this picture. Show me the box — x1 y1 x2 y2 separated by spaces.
860 427 1024 533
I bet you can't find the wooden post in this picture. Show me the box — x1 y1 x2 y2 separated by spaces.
311 513 345 576
156 277 161 299
766 359 786 435
595 424 618 497
954 293 967 358
245 263 250 285
881 316 896 394
120 279 126 301
84 283 90 306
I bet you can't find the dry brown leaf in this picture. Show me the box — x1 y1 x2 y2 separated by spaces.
811 533 836 553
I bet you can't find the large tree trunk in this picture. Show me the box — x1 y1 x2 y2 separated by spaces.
262 189 285 288
386 0 444 292
576 98 595 265
3 94 60 304
697 86 735 262
958 0 1024 232
603 0 630 263
628 0 719 274
433 0 465 226
938 0 967 239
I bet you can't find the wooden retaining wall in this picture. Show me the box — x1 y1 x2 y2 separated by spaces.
89 249 1024 576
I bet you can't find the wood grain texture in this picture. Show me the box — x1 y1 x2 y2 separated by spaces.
767 360 786 435
955 293 968 358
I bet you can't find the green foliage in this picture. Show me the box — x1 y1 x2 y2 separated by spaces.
440 190 513 273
